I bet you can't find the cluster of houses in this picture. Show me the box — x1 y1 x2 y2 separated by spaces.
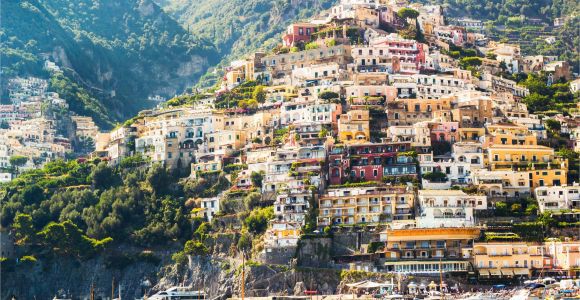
90 0 579 279
0 73 99 181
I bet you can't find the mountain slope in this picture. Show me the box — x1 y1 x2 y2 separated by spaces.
1 0 219 126
155 0 338 87
421 0 579 21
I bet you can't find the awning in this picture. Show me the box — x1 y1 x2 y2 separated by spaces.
489 269 502 276
346 281 392 289
514 268 530 276
346 281 367 288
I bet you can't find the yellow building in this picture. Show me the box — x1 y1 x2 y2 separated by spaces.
265 85 297 103
485 123 537 147
337 110 370 143
487 144 568 188
318 186 415 226
387 98 453 126
529 169 567 189
225 53 265 86
458 128 485 142
205 130 247 153
382 227 480 274
468 242 548 278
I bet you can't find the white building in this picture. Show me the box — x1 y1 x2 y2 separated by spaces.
416 190 487 228
386 123 431 147
471 169 532 199
274 191 310 224
419 142 484 188
535 184 580 213
279 99 340 126
200 196 221 221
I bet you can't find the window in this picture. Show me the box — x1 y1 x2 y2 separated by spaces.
373 169 378 177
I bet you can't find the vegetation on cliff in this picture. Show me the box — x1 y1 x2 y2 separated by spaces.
2 0 218 122
155 0 338 87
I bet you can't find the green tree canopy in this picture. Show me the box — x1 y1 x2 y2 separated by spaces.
397 8 420 19
13 213 35 245
250 171 263 188
252 85 266 103
9 155 28 167
318 90 339 100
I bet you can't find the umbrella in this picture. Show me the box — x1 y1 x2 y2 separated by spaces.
428 281 438 289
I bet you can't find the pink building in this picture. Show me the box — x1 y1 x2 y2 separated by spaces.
429 122 459 144
282 23 318 47
373 35 426 69
435 26 467 47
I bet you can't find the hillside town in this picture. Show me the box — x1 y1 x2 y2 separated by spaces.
0 71 100 183
84 0 580 285
1 0 579 298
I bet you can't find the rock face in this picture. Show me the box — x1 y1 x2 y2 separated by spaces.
154 255 343 299
1 255 163 300
1 235 352 299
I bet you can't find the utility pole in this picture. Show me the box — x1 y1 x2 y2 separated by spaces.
90 282 95 300
439 258 444 300
241 251 245 300
112 277 115 300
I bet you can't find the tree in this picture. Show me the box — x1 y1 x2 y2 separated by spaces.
318 91 339 101
422 171 448 182
414 19 425 43
183 240 209 256
13 213 35 245
495 201 508 216
91 162 120 190
459 57 482 69
9 155 28 169
246 99 259 110
250 171 263 188
194 222 211 240
538 212 556 227
397 8 419 20
252 86 266 103
544 119 561 132
523 93 551 112
146 164 171 195
521 74 552 96
244 207 274 234
237 232 252 252
21 185 44 206
318 127 329 138
243 192 262 211
525 204 538 216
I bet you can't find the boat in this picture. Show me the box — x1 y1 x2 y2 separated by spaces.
143 287 207 300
